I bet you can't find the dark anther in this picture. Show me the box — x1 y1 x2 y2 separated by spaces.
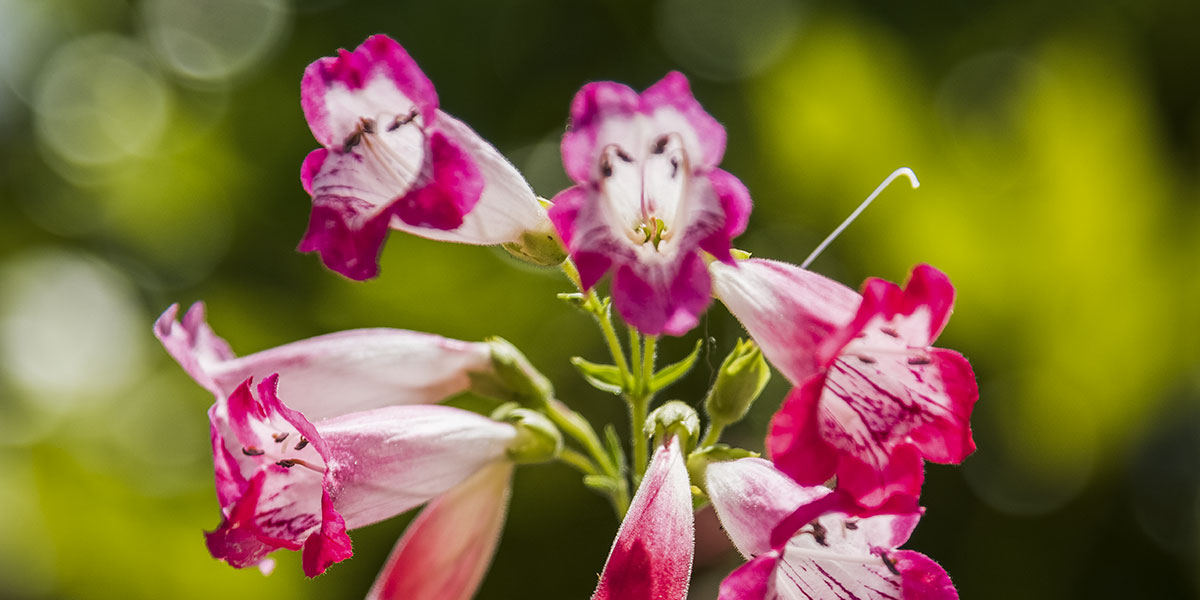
907 356 931 365
276 459 297 468
880 553 901 576
272 432 289 443
844 519 859 530
652 136 669 154
342 130 363 153
360 118 376 134
615 148 633 163
669 157 679 178
600 157 613 178
857 355 877 364
388 110 418 131
294 438 309 451
242 446 265 456
881 327 900 338
810 522 828 546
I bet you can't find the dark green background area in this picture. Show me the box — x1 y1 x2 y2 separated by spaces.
1 0 1198 598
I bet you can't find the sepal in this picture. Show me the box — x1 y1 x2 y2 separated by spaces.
645 401 701 453
704 338 770 428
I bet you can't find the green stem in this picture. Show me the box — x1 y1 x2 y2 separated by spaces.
544 399 614 476
641 335 657 389
628 393 649 486
628 328 642 384
700 422 726 448
561 261 632 385
559 448 599 476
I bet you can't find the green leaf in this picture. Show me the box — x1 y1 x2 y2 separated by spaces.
604 424 626 476
649 339 704 393
583 475 619 494
570 356 624 394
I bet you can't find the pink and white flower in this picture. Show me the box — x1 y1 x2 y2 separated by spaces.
711 260 978 508
206 375 518 576
367 461 514 600
154 302 492 421
592 436 695 600
707 458 958 600
549 72 751 336
299 34 548 279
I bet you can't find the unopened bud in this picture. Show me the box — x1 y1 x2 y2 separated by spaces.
686 444 760 497
704 338 770 427
493 404 562 464
476 337 554 408
502 204 568 267
644 400 700 453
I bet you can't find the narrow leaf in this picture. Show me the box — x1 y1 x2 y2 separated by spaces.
649 339 704 393
571 357 624 394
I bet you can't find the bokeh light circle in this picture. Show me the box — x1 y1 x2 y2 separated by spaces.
655 0 801 82
0 249 149 406
142 0 290 83
32 34 170 168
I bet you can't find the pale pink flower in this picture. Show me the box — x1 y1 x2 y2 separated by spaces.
711 260 978 508
154 302 492 421
299 34 547 279
592 436 695 599
549 72 751 335
206 375 517 576
706 458 958 600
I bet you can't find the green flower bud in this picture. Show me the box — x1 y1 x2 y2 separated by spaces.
473 337 554 409
704 338 770 428
492 404 562 464
685 444 760 498
644 400 700 453
502 202 568 267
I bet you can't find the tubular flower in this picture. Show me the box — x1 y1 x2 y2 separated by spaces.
299 34 550 280
367 461 514 600
549 71 751 336
206 375 518 577
711 260 978 508
154 302 492 421
592 436 695 600
706 458 958 600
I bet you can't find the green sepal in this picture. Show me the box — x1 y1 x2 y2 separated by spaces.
645 400 701 453
686 443 760 497
570 356 624 395
556 292 588 311
603 424 627 477
491 403 563 464
704 338 771 427
648 339 703 393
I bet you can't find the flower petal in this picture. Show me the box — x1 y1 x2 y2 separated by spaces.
562 81 641 184
318 404 517 529
711 259 861 384
301 34 437 148
366 461 513 600
699 169 752 264
301 489 354 577
408 111 548 246
894 550 960 600
611 250 712 336
765 384 840 491
639 71 726 171
593 437 694 600
389 130 483 230
706 457 828 558
716 553 778 600
154 303 493 421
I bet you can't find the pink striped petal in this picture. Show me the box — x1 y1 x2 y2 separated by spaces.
154 303 493 421
711 259 861 384
708 458 955 600
593 437 694 600
367 461 513 600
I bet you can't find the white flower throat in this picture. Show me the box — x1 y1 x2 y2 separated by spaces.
599 132 690 253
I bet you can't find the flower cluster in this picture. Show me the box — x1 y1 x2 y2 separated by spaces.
157 34 978 599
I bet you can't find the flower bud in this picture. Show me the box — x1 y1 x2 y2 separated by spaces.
644 401 700 453
502 203 568 267
492 404 562 464
685 444 759 498
704 338 770 428
474 337 554 408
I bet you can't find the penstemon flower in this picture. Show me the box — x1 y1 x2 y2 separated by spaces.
205 375 520 576
155 302 494 420
592 436 695 600
155 32 980 600
549 71 751 336
707 457 958 600
711 259 978 508
299 34 559 280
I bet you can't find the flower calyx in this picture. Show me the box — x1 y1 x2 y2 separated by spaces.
492 403 563 464
644 400 700 453
704 338 770 429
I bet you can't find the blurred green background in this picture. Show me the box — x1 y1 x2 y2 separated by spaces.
1 0 1198 598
